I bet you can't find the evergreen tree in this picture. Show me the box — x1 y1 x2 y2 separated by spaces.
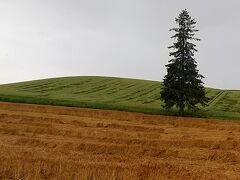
161 9 208 115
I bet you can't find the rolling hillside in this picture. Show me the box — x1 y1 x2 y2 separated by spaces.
0 76 239 119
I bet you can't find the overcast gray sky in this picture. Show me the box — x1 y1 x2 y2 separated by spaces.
0 0 239 89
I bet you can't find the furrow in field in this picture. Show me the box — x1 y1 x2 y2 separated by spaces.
0 102 240 179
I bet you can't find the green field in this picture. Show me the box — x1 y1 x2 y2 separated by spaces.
0 76 239 120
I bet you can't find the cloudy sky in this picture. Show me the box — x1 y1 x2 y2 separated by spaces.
0 0 239 89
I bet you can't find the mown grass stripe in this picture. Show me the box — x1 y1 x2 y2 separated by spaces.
0 76 239 120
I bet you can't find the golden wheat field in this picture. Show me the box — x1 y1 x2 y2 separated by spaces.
0 102 240 179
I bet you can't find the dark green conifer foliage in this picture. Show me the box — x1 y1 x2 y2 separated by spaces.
161 9 208 115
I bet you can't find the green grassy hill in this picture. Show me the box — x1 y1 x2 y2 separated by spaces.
0 76 239 120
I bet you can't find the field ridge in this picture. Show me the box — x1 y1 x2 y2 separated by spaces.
0 76 239 120
205 90 226 109
0 102 240 179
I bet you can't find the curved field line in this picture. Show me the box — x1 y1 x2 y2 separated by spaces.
205 91 227 110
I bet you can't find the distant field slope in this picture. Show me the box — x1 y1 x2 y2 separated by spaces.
0 76 239 119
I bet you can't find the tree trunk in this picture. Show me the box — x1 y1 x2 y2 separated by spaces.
179 104 184 116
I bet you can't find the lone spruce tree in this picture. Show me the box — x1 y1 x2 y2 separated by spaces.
161 9 208 115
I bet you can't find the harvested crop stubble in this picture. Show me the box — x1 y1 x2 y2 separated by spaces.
0 102 240 179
